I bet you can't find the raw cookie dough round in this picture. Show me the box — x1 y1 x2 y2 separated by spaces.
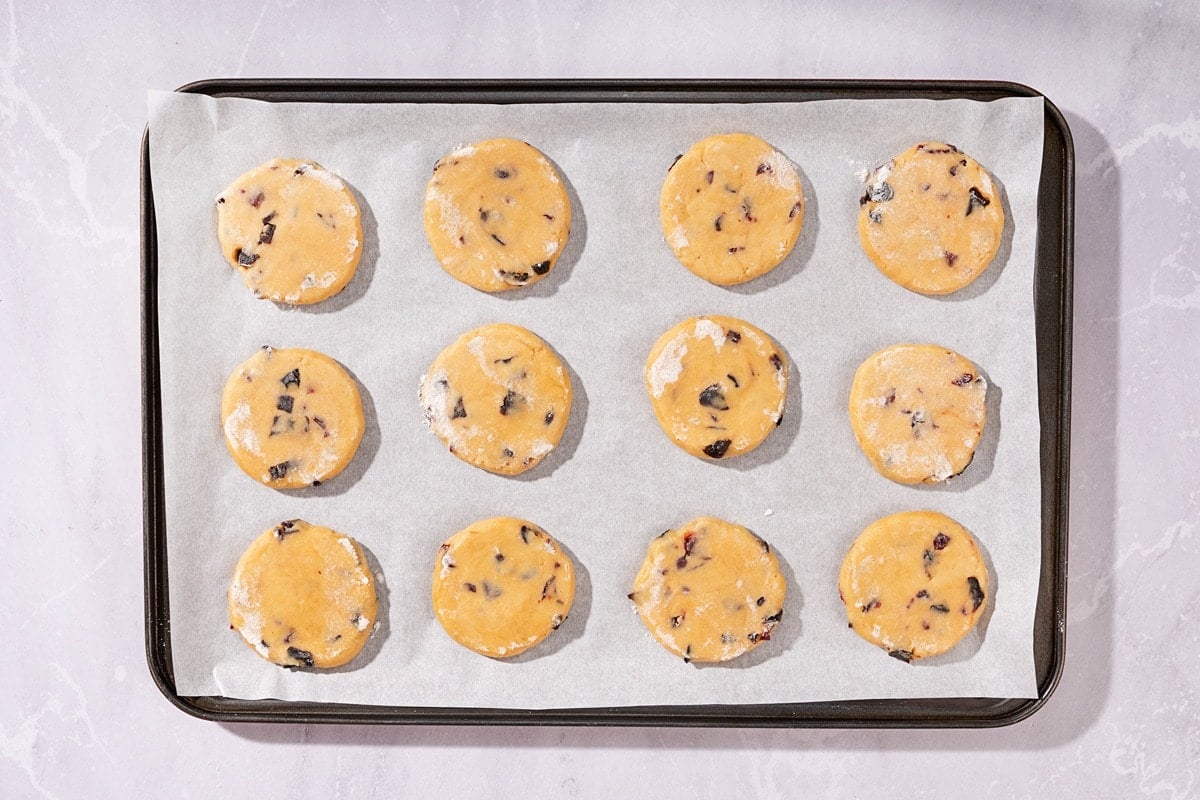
659 133 805 286
645 315 787 460
839 510 988 662
216 158 363 304
228 519 378 669
221 346 365 489
432 517 575 658
858 142 1004 295
848 343 987 484
629 516 786 663
423 138 571 292
420 323 572 476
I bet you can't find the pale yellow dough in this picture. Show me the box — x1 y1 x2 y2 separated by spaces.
216 158 362 304
858 142 1004 295
432 517 575 658
645 315 787 460
228 520 378 669
848 343 987 484
221 346 365 489
659 133 804 285
839 510 988 662
424 138 571 292
629 516 786 663
420 323 572 476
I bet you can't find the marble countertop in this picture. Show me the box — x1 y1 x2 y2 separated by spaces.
2 2 1197 797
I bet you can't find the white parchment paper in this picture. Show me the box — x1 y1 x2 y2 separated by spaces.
148 91 1044 707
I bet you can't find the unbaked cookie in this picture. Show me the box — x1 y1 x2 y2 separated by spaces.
228 519 378 669
645 315 787 460
628 516 786 663
858 142 1004 295
221 346 365 488
216 158 363 304
420 323 572 476
432 517 575 658
659 133 804 286
848 343 987 484
839 510 988 662
423 138 571 292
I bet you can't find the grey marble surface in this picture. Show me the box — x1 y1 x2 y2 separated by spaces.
2 1 1198 797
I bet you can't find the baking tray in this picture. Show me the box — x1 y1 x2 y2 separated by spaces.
141 79 1072 727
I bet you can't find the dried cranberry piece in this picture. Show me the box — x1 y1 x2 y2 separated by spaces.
703 439 732 459
933 532 951 550
494 168 512 179
931 603 950 613
543 410 554 425
464 582 477 593
725 329 741 343
714 213 724 232
541 576 556 600
951 373 976 386
944 251 958 267
789 201 802 219
531 260 551 275
491 233 507 246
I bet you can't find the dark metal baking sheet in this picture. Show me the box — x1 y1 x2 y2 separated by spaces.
142 79 1072 727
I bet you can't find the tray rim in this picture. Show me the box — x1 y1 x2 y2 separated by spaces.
142 77 1072 728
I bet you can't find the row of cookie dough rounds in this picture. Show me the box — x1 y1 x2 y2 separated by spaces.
215 137 1004 303
219 329 988 490
228 511 990 669
219 333 988 491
